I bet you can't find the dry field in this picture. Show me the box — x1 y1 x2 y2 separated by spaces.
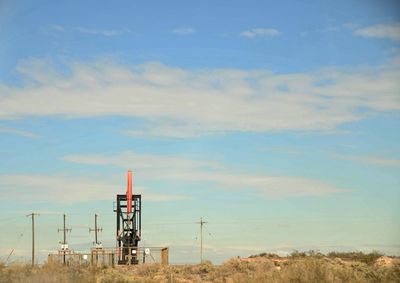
1 252 399 283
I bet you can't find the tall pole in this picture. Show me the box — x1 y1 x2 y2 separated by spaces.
32 213 35 267
89 213 103 265
58 214 71 265
126 170 133 265
63 214 66 245
197 217 207 263
26 213 39 267
200 217 203 263
90 213 103 246
63 214 66 265
95 214 98 244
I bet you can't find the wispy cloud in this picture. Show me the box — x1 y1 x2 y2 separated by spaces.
240 28 280 38
300 25 344 37
50 24 65 32
171 27 196 35
48 25 130 37
62 151 223 171
62 152 347 197
331 153 400 167
0 174 189 203
76 27 130 37
0 58 399 137
354 23 400 41
303 22 400 41
0 127 38 138
257 146 303 155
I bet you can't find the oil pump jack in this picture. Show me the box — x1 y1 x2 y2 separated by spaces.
114 170 141 264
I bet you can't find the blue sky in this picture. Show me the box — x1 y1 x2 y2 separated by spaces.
0 0 399 264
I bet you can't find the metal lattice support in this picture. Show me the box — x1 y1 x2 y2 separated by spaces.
114 194 141 264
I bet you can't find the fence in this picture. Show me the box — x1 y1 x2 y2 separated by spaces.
48 247 168 267
47 250 91 266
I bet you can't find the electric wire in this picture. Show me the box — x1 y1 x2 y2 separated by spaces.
5 218 29 264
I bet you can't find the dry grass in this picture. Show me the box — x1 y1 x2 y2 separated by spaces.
1 252 399 283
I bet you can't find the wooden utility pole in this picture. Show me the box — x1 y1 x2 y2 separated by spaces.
89 214 103 246
26 213 39 267
58 214 71 265
197 217 207 263
89 214 103 266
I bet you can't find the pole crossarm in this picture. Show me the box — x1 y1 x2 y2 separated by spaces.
89 213 103 246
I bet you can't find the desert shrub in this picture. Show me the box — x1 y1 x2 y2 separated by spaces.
273 258 357 283
100 273 129 283
327 251 383 265
0 264 97 283
1 253 399 283
289 250 307 258
222 258 250 273
135 264 161 277
249 252 280 258
186 260 215 280
306 250 324 258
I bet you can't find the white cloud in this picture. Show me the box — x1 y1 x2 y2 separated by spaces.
0 127 38 138
160 171 345 197
354 23 400 41
62 151 223 172
0 174 189 203
300 25 345 37
257 146 303 155
47 25 130 36
240 28 280 38
62 152 347 197
0 58 399 137
171 27 195 35
50 24 65 32
331 153 400 167
76 27 129 37
144 192 190 201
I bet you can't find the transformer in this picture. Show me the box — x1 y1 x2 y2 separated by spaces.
114 170 141 264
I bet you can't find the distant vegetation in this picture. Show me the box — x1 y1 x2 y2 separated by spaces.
250 250 384 264
1 251 399 283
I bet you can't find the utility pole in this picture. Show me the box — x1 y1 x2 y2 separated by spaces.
89 214 103 246
58 214 71 265
26 212 39 267
89 214 103 266
197 217 207 263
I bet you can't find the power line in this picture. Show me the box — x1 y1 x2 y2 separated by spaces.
205 227 214 239
144 222 196 226
191 230 200 248
5 218 29 265
0 215 26 223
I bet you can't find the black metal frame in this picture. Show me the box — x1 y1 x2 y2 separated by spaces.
114 194 141 264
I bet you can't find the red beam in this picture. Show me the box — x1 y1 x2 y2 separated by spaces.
127 170 132 214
